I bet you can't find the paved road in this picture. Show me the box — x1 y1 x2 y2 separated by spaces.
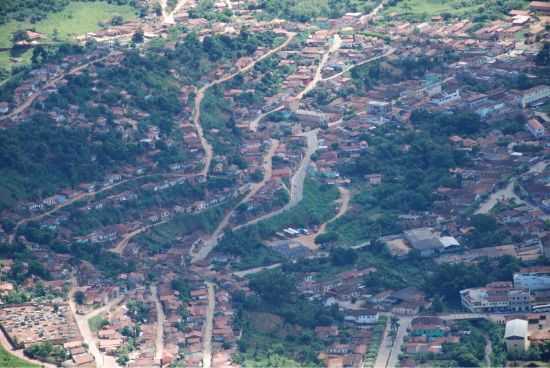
373 317 391 368
234 129 319 230
202 282 216 368
386 317 412 368
192 139 279 262
233 263 282 278
151 285 165 363
69 286 124 368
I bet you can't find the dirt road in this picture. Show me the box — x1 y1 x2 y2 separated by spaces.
233 263 282 278
294 186 350 249
321 47 395 82
192 139 279 263
475 157 547 215
192 32 295 177
234 129 319 230
151 285 165 363
112 219 169 254
249 105 285 132
8 172 191 245
202 282 216 368
1 55 110 123
162 0 189 24
293 34 342 102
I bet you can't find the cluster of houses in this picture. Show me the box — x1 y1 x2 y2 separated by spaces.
401 317 461 357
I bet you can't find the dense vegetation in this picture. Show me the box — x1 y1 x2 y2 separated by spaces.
233 268 343 366
331 118 469 243
0 113 142 211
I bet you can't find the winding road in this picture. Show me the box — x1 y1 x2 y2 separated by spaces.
192 32 296 177
192 139 279 263
234 129 319 230
8 172 191 245
475 160 548 215
294 186 350 249
0 55 110 123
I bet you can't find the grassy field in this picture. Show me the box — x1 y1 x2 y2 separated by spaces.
382 0 529 20
382 0 483 18
254 177 340 238
0 1 137 74
0 344 39 368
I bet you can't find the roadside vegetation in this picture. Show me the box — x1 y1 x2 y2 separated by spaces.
0 344 39 368
216 178 340 269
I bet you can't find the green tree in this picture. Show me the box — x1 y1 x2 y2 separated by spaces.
249 269 295 305
74 290 86 305
132 28 144 43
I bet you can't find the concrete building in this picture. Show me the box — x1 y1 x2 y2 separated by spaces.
432 89 461 106
404 228 444 257
505 319 529 352
514 267 550 291
460 282 531 313
521 85 550 108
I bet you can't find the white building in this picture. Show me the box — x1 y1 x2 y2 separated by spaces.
505 319 529 352
432 89 461 106
521 85 550 108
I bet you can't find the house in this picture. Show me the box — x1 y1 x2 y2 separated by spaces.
505 319 529 352
530 1 550 14
365 174 382 185
526 118 545 139
344 309 379 325
410 317 447 338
